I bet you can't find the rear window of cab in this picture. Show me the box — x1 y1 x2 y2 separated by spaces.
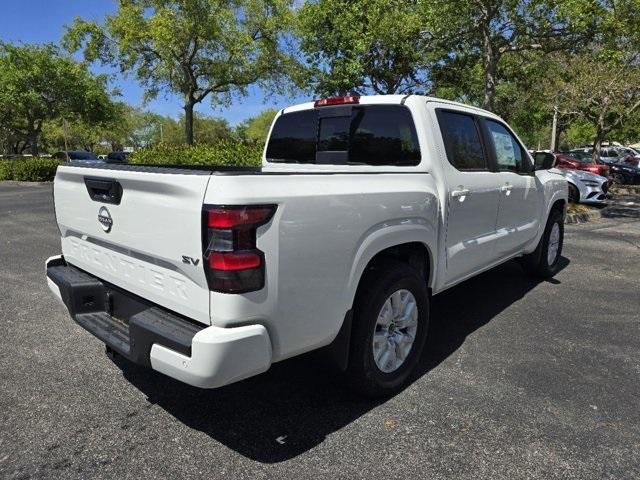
266 105 421 166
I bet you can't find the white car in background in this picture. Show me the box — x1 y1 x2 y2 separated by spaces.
533 151 609 205
554 168 609 205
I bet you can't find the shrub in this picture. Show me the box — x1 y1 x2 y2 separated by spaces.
128 141 263 167
0 157 59 182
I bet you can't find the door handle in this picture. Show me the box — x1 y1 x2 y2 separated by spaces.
500 184 513 195
451 188 470 198
84 177 123 205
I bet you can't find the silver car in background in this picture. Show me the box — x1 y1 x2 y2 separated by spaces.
553 168 609 204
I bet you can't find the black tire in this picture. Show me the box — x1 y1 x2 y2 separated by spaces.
568 184 579 203
613 173 628 185
345 259 429 397
521 208 564 278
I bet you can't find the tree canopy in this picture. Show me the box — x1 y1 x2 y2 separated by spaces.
64 0 294 145
0 43 116 155
541 51 640 157
296 0 432 96
3 0 640 155
237 109 278 143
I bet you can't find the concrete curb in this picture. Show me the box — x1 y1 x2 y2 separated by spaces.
0 180 52 186
565 208 602 224
611 186 640 195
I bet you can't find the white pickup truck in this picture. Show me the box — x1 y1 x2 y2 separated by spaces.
46 95 567 396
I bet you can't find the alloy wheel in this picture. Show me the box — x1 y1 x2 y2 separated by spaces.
372 289 419 373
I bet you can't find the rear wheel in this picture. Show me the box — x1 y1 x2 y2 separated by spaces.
521 208 564 278
345 259 429 397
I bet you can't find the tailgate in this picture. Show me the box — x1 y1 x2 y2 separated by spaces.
54 164 212 325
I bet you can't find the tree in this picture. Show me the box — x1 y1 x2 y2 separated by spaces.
114 109 167 149
0 43 117 155
422 0 597 111
42 103 132 152
544 52 640 159
41 117 103 152
468 0 640 150
150 113 233 145
237 109 277 143
64 0 294 145
296 0 432 96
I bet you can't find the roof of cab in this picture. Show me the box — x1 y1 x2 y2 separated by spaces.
281 94 498 119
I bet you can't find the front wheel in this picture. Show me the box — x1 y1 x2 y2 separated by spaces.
568 184 579 203
613 173 628 185
521 208 564 278
345 260 429 397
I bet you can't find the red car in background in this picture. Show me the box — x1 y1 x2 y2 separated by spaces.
553 152 611 178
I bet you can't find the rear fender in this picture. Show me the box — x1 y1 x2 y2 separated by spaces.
346 224 437 309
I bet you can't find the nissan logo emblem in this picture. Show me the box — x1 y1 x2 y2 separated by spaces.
98 206 113 233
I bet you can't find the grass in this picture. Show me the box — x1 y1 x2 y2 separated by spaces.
567 203 598 215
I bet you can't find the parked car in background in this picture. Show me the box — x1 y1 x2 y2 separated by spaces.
559 169 609 204
596 147 637 166
52 151 103 164
533 152 609 204
106 151 130 163
572 147 640 184
627 146 640 157
607 162 640 184
617 147 640 163
572 146 639 167
548 151 611 178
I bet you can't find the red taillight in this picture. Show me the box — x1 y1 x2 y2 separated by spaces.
203 205 276 293
209 252 262 271
314 95 360 107
207 207 275 228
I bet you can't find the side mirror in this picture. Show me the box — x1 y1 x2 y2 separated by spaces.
533 152 555 170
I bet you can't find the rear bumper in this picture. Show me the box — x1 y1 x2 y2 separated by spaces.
45 255 272 388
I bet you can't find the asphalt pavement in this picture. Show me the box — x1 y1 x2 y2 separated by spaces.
1 183 639 479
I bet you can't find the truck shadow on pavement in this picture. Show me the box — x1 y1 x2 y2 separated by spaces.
116 257 568 463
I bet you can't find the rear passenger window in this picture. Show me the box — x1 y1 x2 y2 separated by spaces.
485 120 525 172
436 111 487 170
265 105 420 166
265 110 317 163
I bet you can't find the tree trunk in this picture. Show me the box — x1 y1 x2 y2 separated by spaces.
550 106 558 152
592 105 610 162
556 124 566 150
29 129 40 156
592 128 604 162
184 100 195 145
481 20 497 111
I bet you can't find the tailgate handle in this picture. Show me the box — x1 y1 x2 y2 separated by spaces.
84 177 123 205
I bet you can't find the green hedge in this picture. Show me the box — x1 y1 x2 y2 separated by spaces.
0 157 59 182
129 142 263 167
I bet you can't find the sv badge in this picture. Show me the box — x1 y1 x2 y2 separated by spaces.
182 255 200 266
